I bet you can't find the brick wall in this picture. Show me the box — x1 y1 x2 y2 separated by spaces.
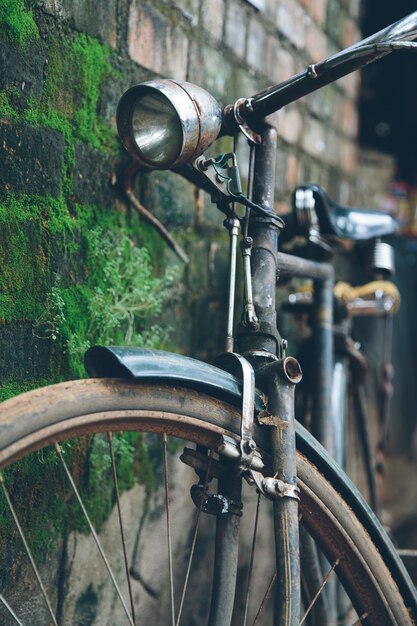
0 0 366 394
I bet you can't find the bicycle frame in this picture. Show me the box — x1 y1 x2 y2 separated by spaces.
114 9 417 626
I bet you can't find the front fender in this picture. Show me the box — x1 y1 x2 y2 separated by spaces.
84 346 267 411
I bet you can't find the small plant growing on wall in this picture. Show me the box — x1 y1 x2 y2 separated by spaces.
33 227 175 377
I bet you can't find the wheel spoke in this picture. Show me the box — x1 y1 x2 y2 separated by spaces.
175 452 213 626
0 593 24 625
162 433 175 626
54 442 135 626
251 570 277 626
0 473 58 626
299 558 340 625
107 432 137 625
243 492 261 626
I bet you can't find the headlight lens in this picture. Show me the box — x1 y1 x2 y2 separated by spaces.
131 92 183 168
117 80 223 169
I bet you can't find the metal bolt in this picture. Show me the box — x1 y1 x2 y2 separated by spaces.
244 439 257 453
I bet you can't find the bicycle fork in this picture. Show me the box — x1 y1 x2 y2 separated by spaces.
255 357 302 625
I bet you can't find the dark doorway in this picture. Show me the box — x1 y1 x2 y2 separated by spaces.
359 2 417 184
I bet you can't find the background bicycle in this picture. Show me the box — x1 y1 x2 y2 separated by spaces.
1 1 417 624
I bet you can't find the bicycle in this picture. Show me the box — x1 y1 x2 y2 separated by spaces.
2 10 417 626
281 183 401 510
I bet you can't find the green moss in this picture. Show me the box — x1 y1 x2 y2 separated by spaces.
0 91 18 119
39 33 115 150
25 105 76 196
0 193 77 323
0 0 39 45
0 379 53 403
70 34 114 149
20 32 116 196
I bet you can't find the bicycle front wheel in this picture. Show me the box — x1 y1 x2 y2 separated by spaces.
0 378 415 625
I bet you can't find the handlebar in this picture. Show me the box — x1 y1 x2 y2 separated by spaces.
224 10 417 130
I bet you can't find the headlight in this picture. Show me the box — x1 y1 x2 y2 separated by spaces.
117 79 223 169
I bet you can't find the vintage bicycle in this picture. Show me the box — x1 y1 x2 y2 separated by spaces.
1 10 417 626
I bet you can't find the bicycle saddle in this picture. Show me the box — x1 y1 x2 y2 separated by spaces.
292 184 398 240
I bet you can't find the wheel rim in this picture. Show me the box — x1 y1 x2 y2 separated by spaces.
0 380 414 625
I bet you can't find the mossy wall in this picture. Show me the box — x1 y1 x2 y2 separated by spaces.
0 0 364 402
0 2 192 398
0 0 365 538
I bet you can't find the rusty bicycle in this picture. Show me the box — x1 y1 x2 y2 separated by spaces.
1 9 417 626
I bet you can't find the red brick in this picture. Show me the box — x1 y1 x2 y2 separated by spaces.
303 117 326 157
340 99 358 138
201 0 224 42
323 128 341 165
276 107 304 145
247 17 266 72
128 3 188 79
286 152 300 189
343 18 356 48
311 0 328 26
276 0 307 50
277 47 296 81
341 139 357 173
305 18 327 62
340 69 361 100
225 2 248 59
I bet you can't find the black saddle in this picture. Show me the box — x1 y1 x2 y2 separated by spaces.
292 184 397 241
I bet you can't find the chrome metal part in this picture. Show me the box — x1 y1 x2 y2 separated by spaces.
371 241 395 276
241 236 259 328
261 476 300 500
215 434 264 470
225 218 240 352
294 187 319 232
117 79 223 169
213 352 257 473
233 98 262 144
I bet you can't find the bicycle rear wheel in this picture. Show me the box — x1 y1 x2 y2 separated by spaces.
0 379 415 625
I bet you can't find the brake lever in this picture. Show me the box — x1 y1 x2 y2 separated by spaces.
190 153 284 225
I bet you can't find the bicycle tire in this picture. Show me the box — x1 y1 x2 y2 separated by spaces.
0 378 416 625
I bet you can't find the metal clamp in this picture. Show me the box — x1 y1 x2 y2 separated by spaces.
191 153 279 221
261 476 300 500
213 352 257 474
247 470 300 501
233 98 262 145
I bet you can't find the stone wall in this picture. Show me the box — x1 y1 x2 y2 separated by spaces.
0 0 365 395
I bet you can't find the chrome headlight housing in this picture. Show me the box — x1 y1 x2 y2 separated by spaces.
117 79 223 169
